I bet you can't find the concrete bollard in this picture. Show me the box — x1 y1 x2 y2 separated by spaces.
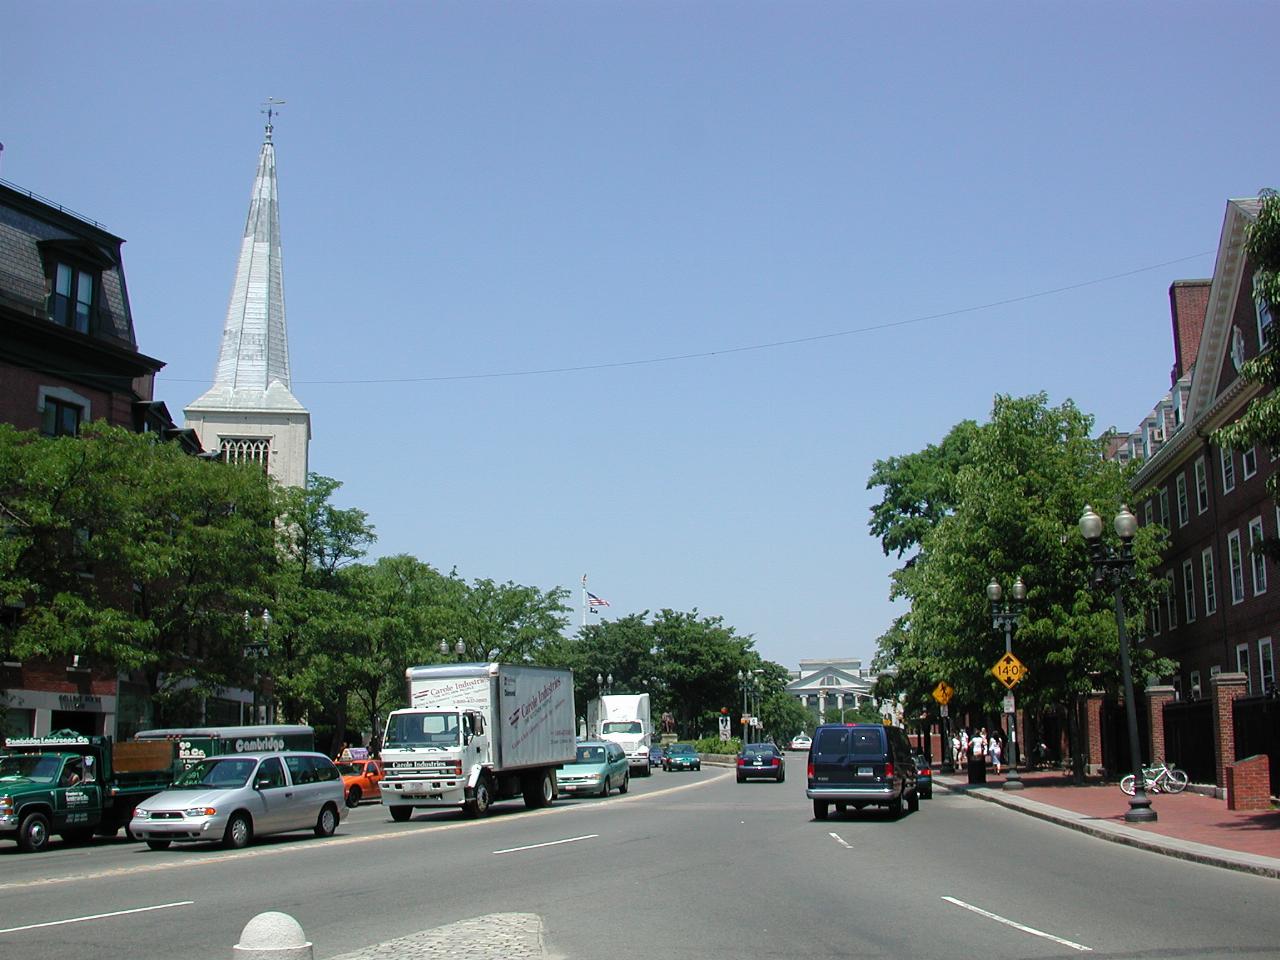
234 912 314 960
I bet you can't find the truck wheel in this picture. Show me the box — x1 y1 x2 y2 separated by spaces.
389 806 412 823
17 811 50 853
522 769 556 809
314 803 339 838
346 786 362 808
146 839 172 851
812 800 829 821
464 779 492 818
222 812 253 849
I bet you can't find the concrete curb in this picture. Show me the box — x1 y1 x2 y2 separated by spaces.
938 777 1280 880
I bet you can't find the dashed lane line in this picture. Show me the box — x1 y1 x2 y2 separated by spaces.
942 896 1092 952
0 900 194 935
493 834 598 855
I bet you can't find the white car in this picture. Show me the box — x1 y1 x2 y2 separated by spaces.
788 734 812 751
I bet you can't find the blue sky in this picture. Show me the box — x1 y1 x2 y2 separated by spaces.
5 3 1277 669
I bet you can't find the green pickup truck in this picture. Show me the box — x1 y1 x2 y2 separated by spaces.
0 731 176 853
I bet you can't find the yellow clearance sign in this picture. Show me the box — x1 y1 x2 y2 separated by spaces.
991 652 1027 689
932 681 954 705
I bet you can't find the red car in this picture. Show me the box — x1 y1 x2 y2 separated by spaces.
336 757 384 807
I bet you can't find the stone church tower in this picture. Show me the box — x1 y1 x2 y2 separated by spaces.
185 111 310 487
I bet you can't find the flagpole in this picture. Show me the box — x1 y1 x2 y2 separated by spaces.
581 574 588 628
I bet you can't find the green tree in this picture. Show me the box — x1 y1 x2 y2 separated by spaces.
653 609 754 737
868 394 1173 779
0 423 280 723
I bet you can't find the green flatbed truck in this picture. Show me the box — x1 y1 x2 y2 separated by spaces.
0 731 176 853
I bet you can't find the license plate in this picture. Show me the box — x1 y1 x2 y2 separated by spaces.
858 766 873 776
753 760 762 766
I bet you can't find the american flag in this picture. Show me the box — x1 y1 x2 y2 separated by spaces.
587 591 611 609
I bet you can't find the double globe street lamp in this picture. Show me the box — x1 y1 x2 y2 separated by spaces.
1079 504 1156 823
439 638 466 661
986 576 1025 790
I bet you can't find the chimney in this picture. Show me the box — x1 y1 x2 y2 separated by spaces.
1169 280 1211 384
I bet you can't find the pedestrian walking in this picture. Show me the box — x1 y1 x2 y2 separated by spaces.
989 735 1003 774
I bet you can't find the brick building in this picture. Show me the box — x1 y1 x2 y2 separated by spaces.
0 177 199 739
1106 197 1278 792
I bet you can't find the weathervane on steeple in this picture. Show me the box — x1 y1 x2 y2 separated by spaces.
261 97 286 141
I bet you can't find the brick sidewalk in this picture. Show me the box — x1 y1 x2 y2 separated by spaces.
935 768 1280 877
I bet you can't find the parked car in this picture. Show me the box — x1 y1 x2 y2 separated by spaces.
806 723 919 819
788 733 812 751
663 743 701 771
336 757 384 807
737 743 785 782
912 754 933 799
557 741 630 797
130 751 346 850
649 744 664 768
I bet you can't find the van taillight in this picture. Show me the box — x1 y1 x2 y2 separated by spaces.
807 760 814 778
884 762 894 778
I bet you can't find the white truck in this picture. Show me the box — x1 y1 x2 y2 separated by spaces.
379 662 576 820
587 693 653 777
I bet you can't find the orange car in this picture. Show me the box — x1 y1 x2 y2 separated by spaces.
336 756 384 807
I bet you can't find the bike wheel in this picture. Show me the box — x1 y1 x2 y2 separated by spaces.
1165 767 1189 793
1119 774 1136 796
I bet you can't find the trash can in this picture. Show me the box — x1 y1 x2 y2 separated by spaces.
967 756 987 785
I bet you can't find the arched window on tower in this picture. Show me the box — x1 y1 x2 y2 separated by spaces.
220 437 271 473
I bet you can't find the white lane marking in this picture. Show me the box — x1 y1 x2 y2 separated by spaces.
828 832 852 849
493 834 598 855
0 900 194 935
942 897 1092 952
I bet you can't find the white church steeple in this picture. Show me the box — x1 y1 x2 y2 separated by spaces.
185 102 311 488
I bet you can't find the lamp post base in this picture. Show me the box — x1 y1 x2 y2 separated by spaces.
1124 789 1158 822
1002 766 1024 790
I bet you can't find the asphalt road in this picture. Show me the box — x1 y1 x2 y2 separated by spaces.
1 763 1275 960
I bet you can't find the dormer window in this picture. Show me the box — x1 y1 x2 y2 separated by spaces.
1256 270 1274 350
49 261 96 333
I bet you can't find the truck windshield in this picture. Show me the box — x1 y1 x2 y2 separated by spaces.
602 721 642 734
0 755 61 783
172 758 256 789
384 713 461 748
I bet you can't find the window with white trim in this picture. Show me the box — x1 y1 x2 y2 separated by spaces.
1195 457 1209 513
1190 669 1202 699
1249 516 1267 595
1144 500 1154 527
49 261 97 334
1158 489 1169 529
220 437 271 473
1176 473 1189 527
1182 558 1196 622
1243 446 1258 480
1149 591 1161 636
1236 643 1253 694
1259 638 1275 695
1256 269 1274 349
1222 448 1235 494
1228 530 1245 604
1202 547 1217 615
1165 570 1177 630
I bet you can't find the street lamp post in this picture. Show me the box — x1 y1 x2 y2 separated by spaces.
737 670 750 745
596 672 613 695
242 609 270 724
986 576 1026 790
439 638 467 661
1079 504 1156 823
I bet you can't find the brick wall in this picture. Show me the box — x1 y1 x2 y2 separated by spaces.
1225 754 1272 810
1086 692 1105 775
1210 671 1248 787
1146 685 1176 764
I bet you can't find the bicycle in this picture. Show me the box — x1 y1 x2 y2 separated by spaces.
1120 761 1189 795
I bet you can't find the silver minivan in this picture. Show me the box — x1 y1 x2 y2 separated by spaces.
130 751 346 850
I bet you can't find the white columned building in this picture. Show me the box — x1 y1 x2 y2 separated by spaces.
185 112 310 488
786 658 880 725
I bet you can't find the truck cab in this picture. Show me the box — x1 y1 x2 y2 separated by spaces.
379 708 487 819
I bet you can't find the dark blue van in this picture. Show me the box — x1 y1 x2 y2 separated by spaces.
806 723 919 819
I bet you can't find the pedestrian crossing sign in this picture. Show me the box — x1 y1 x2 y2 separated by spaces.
991 652 1027 689
932 681 954 705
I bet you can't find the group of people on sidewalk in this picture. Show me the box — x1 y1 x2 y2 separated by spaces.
953 727 1003 773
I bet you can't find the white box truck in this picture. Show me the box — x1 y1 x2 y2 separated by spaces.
379 663 576 820
587 693 653 777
